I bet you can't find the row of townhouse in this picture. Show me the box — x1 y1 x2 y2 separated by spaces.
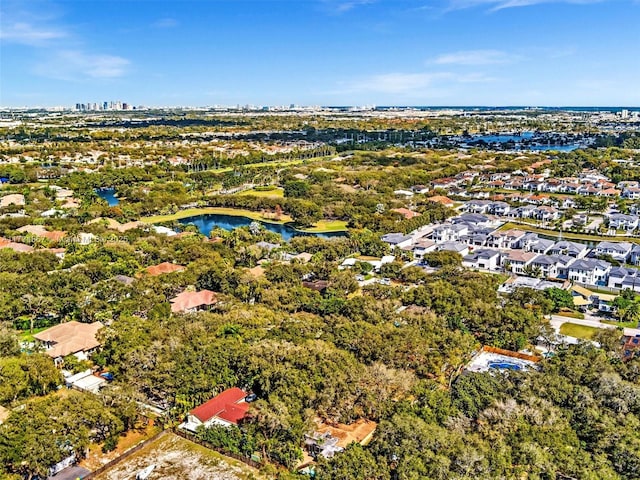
461 248 612 286
463 200 561 221
381 212 640 288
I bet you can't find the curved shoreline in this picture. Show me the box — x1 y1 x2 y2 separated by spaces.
140 207 348 234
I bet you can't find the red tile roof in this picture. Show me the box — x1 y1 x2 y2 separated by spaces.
170 289 217 313
190 387 250 424
145 262 185 276
391 208 420 220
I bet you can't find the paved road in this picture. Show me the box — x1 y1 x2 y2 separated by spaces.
551 314 640 337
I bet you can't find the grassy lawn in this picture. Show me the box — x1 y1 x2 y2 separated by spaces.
557 308 585 320
601 319 639 329
559 322 599 340
19 327 48 343
297 219 348 233
236 187 284 198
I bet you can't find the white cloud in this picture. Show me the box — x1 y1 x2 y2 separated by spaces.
0 21 66 45
433 49 519 65
447 0 603 10
337 71 494 95
320 0 377 13
34 50 130 80
153 18 178 28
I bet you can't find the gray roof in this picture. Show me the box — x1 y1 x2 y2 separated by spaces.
453 213 489 225
531 255 557 266
596 241 633 253
438 241 468 253
381 233 412 244
609 266 638 277
568 258 611 271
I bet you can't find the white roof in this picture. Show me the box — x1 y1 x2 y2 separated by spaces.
72 374 106 393
341 258 357 266
380 255 395 264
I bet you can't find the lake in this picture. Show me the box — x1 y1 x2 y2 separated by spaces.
96 188 119 206
178 213 347 241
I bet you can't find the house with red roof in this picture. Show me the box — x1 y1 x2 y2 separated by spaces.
182 387 250 431
145 262 185 277
170 289 217 313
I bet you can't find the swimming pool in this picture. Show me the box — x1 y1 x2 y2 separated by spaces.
488 361 522 371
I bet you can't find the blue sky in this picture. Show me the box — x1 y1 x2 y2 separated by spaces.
1 0 639 107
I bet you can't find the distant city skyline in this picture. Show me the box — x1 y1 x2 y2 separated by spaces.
1 0 639 108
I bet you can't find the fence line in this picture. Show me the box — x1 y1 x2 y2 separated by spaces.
82 430 168 479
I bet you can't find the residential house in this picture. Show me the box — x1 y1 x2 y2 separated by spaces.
551 254 575 279
431 177 460 190
381 232 413 250
503 250 539 274
462 249 501 271
432 223 468 243
170 290 217 313
393 189 414 198
487 201 510 216
464 200 491 214
437 241 469 256
630 245 640 266
547 240 588 258
534 206 560 221
33 321 104 365
607 213 639 231
411 185 430 194
391 208 420 220
411 239 437 260
622 187 640 200
607 266 640 290
527 238 555 254
426 195 455 207
145 262 185 277
182 387 250 432
594 241 633 262
486 229 527 249
452 213 490 227
529 255 561 278
0 193 25 208
567 259 611 286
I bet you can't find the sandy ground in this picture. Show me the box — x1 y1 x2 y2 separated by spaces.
92 432 266 480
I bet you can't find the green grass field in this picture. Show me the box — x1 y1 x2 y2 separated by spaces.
236 187 284 198
601 319 639 329
559 322 599 340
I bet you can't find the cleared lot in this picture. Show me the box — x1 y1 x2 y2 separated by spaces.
92 432 267 480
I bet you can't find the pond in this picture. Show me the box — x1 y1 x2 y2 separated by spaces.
96 188 119 206
178 213 347 241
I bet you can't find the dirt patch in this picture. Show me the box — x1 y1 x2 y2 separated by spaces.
92 432 267 480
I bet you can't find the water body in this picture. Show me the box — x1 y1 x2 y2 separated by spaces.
178 213 347 241
469 132 581 151
96 188 119 206
473 132 535 143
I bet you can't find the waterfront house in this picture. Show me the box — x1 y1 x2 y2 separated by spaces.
607 213 639 231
